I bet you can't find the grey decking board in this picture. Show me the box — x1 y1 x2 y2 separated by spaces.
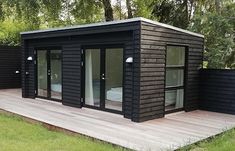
1 89 235 151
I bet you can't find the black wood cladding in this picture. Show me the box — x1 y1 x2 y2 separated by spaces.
137 21 204 122
200 69 235 115
0 46 21 89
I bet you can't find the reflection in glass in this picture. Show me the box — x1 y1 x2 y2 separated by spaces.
165 89 184 110
85 49 100 107
50 50 62 100
166 69 184 87
37 51 48 97
166 46 185 66
165 46 186 111
105 48 123 111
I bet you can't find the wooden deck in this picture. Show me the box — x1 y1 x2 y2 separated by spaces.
0 89 235 151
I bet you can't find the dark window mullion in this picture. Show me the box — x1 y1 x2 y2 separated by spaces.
165 86 184 91
166 66 184 70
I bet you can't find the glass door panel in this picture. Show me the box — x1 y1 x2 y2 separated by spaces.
37 50 48 97
50 50 62 100
85 49 101 107
105 48 123 111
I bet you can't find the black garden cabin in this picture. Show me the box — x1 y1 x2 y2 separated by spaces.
21 17 204 122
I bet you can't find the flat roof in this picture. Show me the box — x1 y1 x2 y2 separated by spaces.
21 17 204 38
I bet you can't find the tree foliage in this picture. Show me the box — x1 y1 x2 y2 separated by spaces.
0 20 29 46
189 1 235 69
0 0 234 69
72 0 103 24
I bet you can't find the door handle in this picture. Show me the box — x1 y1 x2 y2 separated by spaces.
101 74 105 80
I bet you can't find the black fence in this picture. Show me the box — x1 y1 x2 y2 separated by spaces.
200 69 235 114
0 46 21 89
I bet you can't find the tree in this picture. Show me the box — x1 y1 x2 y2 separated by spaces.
61 0 73 25
189 2 235 68
72 0 103 24
0 19 28 46
132 0 153 18
113 0 124 20
2 0 41 30
152 0 191 29
101 0 114 21
126 0 133 18
0 1 4 21
40 0 63 28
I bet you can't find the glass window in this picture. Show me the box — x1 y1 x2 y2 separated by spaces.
166 46 185 66
165 89 184 110
166 69 184 87
165 46 186 111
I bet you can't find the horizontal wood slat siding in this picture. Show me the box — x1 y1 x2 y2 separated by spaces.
200 69 235 114
22 22 140 120
138 21 203 122
62 43 81 107
21 40 27 97
0 46 21 89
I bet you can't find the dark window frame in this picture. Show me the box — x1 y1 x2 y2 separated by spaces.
164 45 188 114
81 44 125 115
34 47 63 102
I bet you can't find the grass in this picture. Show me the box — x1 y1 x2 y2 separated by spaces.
178 128 235 151
0 113 127 151
1 112 235 151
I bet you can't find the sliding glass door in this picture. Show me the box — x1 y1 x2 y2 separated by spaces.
84 47 123 113
36 49 62 101
165 46 186 112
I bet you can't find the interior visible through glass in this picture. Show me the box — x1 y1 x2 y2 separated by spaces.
165 89 184 111
105 48 123 111
85 49 100 107
166 69 184 87
165 46 185 111
50 50 62 100
37 50 48 97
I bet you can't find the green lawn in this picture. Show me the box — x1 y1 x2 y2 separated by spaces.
0 113 127 151
1 113 235 151
179 128 235 151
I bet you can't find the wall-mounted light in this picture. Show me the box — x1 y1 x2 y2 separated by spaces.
27 56 33 61
126 57 133 64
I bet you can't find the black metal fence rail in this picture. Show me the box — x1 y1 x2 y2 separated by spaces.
0 46 21 89
200 69 235 114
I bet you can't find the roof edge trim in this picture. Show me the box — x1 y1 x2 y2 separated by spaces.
20 17 204 38
139 18 204 38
